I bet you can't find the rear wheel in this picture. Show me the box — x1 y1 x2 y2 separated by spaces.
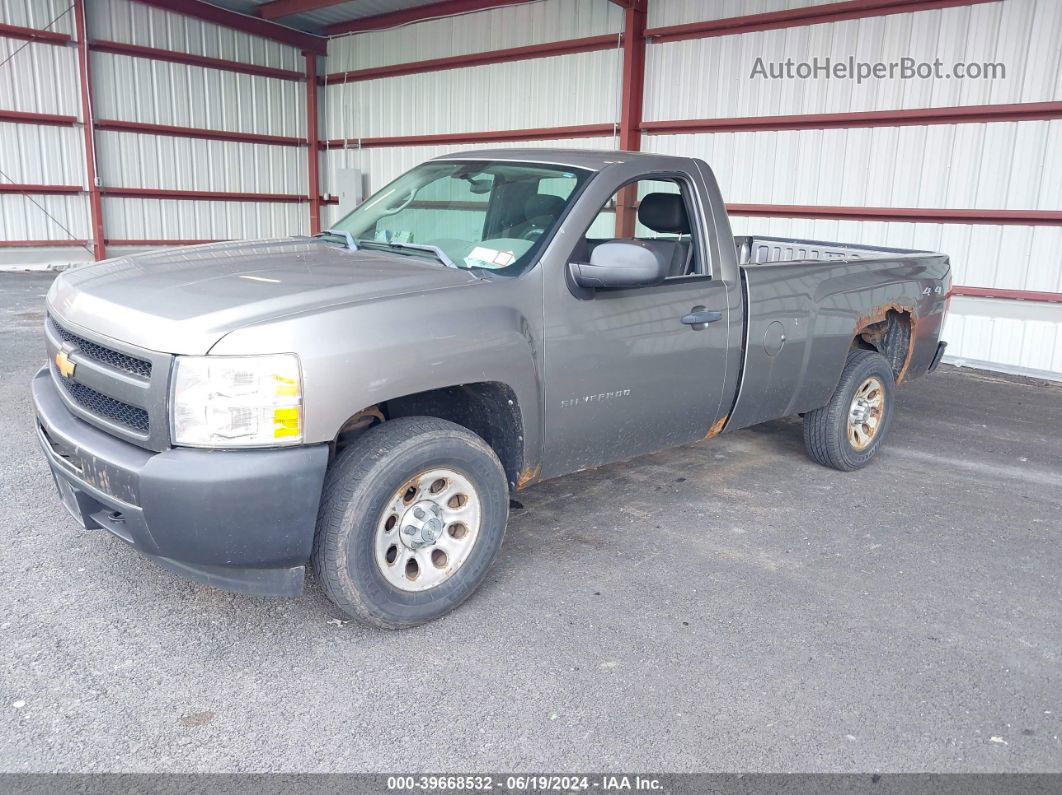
313 417 509 629
803 349 895 471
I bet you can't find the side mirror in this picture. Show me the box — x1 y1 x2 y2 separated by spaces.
568 241 669 291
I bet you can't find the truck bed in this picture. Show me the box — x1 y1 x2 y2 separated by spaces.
724 235 951 432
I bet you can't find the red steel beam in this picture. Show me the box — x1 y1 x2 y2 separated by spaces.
0 239 90 248
642 102 1062 135
94 119 305 147
616 0 647 237
0 22 71 45
258 0 356 20
952 286 1062 303
90 40 304 81
305 54 321 235
323 34 622 85
130 0 326 54
726 204 1062 226
645 0 997 43
74 0 106 262
0 184 82 195
0 109 78 126
321 123 616 149
100 187 309 203
324 0 532 36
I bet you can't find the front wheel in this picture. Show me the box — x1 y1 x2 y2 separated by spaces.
313 417 509 629
802 349 896 471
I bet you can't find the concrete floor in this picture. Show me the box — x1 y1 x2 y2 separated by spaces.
1 272 1060 773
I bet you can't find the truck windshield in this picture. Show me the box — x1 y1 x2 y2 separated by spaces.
327 160 593 275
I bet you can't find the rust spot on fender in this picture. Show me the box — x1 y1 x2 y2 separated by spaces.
854 304 919 384
705 415 728 440
515 464 541 491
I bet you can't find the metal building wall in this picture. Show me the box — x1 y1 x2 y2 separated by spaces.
0 0 88 266
642 0 1062 378
319 0 624 228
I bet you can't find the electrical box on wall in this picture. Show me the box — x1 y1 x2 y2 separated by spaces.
336 168 364 217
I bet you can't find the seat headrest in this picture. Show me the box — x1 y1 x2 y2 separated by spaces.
525 193 566 221
638 192 690 234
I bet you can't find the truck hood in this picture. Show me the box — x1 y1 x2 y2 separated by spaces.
47 238 481 354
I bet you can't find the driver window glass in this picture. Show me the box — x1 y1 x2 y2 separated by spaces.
581 177 702 279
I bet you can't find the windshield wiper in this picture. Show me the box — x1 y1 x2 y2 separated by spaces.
316 229 359 251
364 240 459 269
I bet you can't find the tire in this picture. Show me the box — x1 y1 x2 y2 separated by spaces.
313 417 509 629
802 349 896 472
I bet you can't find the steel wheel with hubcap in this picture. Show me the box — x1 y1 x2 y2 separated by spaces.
803 349 896 471
313 416 509 629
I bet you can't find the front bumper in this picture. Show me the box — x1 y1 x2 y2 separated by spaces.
31 366 329 597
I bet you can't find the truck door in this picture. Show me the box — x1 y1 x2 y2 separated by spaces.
541 171 731 477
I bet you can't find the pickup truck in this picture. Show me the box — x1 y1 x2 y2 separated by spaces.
32 149 951 628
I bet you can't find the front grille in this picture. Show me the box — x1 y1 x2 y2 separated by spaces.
49 316 152 379
56 369 150 434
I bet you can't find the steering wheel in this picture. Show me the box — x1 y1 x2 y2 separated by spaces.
379 188 417 217
518 225 546 242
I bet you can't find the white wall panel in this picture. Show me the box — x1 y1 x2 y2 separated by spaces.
88 0 301 71
102 197 308 241
644 0 1062 122
91 53 306 137
645 121 1062 210
0 39 79 116
322 49 622 140
726 215 1062 295
0 0 76 35
649 0 832 28
97 132 306 195
319 135 619 227
327 0 623 72
944 297 1062 377
0 122 85 186
0 193 89 242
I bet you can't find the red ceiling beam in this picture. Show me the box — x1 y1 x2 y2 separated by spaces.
0 22 71 45
726 204 1062 226
94 119 305 147
257 0 349 21
645 0 997 44
0 184 82 195
100 187 309 203
130 0 326 54
305 54 321 235
321 123 616 149
74 0 106 262
642 102 1062 135
324 0 533 36
89 40 304 80
0 109 78 126
324 34 622 85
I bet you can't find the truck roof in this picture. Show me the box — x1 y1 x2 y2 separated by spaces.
431 148 689 171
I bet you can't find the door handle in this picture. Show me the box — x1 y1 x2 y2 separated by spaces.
680 307 722 329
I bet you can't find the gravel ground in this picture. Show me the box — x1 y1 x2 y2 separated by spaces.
1 272 1060 772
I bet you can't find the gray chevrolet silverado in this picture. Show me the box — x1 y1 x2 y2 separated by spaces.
33 149 950 628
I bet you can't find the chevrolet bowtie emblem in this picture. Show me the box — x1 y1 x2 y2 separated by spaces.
55 349 76 379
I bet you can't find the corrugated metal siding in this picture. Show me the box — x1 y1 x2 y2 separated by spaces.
649 0 832 28
319 135 619 228
102 197 307 241
0 39 79 116
0 194 89 242
646 0 1062 377
326 0 623 72
0 0 76 35
646 121 1062 211
96 132 306 194
0 122 85 186
322 49 622 139
644 0 1062 121
91 53 306 137
89 0 301 71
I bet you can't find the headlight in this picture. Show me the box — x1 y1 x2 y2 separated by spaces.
172 354 303 447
